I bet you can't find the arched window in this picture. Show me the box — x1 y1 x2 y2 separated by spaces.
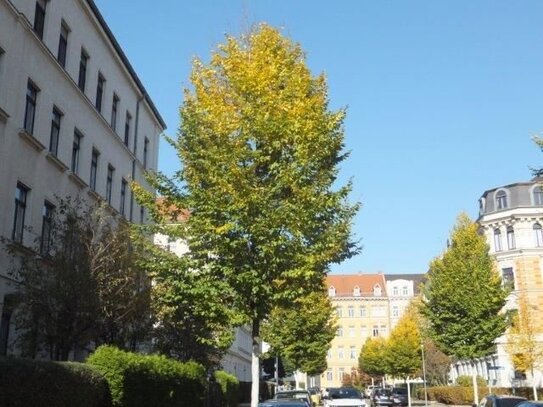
353 285 361 296
506 226 515 250
496 190 508 210
328 286 336 297
534 223 543 247
494 228 503 252
534 186 543 206
373 284 382 296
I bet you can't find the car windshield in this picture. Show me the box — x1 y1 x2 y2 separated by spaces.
375 389 392 396
276 392 307 400
330 388 362 399
393 388 407 395
497 400 528 407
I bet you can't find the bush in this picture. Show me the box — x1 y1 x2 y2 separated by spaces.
215 370 239 407
87 346 206 407
456 375 487 387
417 386 511 404
0 357 112 407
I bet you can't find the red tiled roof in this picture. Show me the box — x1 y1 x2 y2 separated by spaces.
326 273 386 297
156 197 190 223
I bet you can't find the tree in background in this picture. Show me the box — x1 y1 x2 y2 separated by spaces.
506 292 543 400
421 339 451 386
137 23 359 405
422 213 508 405
359 337 389 381
4 197 150 360
386 311 422 381
261 288 337 376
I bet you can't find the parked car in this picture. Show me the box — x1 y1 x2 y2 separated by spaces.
516 402 543 407
323 387 365 407
478 395 527 407
391 387 408 406
365 385 378 398
259 400 308 407
370 387 393 407
274 390 312 407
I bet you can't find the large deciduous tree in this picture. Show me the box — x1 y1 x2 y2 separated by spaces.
422 213 508 405
261 288 337 376
506 292 543 400
386 311 421 380
140 24 359 405
359 337 389 380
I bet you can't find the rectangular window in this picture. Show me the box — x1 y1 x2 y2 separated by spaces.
393 287 398 296
143 137 149 168
120 179 127 215
106 165 114 204
392 305 399 317
336 326 343 337
327 350 332 359
494 230 503 252
40 201 54 255
350 346 356 360
12 183 29 243
361 325 368 337
380 325 387 336
78 50 88 92
502 267 515 290
338 347 344 360
336 307 342 317
359 306 366 317
24 80 38 134
33 0 46 40
49 106 62 156
326 370 333 381
124 112 131 146
372 325 379 337
71 130 82 173
402 286 409 296
338 368 344 382
139 206 145 224
57 21 69 68
90 149 99 191
347 306 354 317
95 73 105 113
111 94 119 131
348 325 355 337
507 227 516 250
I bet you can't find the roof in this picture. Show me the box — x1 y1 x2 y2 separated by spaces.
155 197 189 223
385 273 427 294
326 274 387 297
86 0 166 129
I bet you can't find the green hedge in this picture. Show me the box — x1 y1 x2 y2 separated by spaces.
417 386 511 404
215 370 239 407
0 357 112 407
86 346 206 407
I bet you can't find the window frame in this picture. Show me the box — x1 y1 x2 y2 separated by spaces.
71 129 82 173
143 137 149 168
95 73 105 113
106 164 114 204
33 0 47 40
534 223 543 247
57 20 69 68
90 149 99 191
120 179 127 215
24 79 39 135
40 201 54 255
124 111 131 146
111 94 119 131
78 49 89 92
506 226 516 250
494 228 503 252
49 106 62 156
12 183 29 244
496 190 508 210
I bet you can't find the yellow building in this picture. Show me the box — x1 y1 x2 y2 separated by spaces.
322 273 390 388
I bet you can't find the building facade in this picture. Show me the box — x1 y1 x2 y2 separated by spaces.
450 178 543 388
0 0 165 355
322 273 423 388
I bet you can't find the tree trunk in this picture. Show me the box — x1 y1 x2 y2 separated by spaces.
471 361 479 406
532 368 538 401
251 318 260 407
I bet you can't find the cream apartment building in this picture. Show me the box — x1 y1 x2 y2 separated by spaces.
0 0 165 355
450 178 543 388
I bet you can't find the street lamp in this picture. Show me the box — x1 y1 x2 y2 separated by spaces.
421 343 428 407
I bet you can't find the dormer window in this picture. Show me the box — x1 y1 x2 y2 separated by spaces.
353 285 360 296
373 284 382 296
496 190 508 210
328 286 336 297
534 186 543 206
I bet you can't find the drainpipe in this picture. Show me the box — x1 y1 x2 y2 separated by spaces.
129 95 143 222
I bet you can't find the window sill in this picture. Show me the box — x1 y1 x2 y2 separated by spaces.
0 106 9 123
68 172 88 189
87 189 102 201
18 129 45 151
7 241 35 256
46 152 69 172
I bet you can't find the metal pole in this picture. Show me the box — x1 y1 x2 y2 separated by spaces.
421 343 428 407
275 354 279 393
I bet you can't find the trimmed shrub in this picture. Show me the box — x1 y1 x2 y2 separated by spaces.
215 370 239 407
86 346 206 407
456 375 487 387
0 357 112 407
417 386 512 404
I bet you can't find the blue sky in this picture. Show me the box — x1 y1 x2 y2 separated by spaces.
95 0 543 274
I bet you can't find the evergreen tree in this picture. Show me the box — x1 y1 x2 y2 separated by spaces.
422 213 508 404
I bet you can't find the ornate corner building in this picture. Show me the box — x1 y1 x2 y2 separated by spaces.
450 177 543 387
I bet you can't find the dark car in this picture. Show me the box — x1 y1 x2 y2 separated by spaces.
274 390 312 407
478 395 527 407
371 388 393 407
516 402 543 407
391 387 408 407
259 399 308 407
